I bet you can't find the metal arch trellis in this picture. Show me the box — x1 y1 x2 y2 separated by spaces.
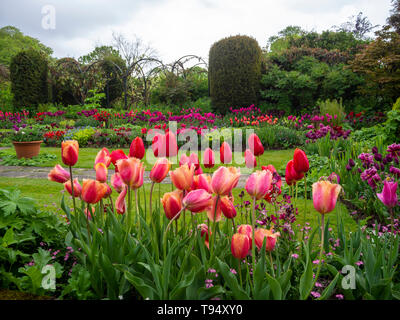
168 55 208 79
54 58 103 105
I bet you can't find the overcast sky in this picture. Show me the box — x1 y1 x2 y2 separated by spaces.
0 0 394 63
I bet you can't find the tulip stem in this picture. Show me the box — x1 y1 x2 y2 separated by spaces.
209 195 220 267
302 175 307 241
149 182 155 231
69 166 76 214
269 251 275 278
135 189 140 239
238 259 243 288
251 195 257 290
232 218 237 234
163 207 184 261
86 203 91 242
306 214 325 300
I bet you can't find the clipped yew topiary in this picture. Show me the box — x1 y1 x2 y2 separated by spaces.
209 35 262 114
10 49 48 111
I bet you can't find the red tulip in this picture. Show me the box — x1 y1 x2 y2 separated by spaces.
153 132 178 158
150 158 171 183
64 178 82 198
248 133 264 157
110 149 128 172
245 149 257 168
162 189 183 220
220 142 232 164
48 164 70 183
285 160 303 186
81 179 108 204
231 233 251 259
129 137 145 160
293 148 309 173
203 147 215 168
220 196 237 219
237 224 253 248
61 140 79 166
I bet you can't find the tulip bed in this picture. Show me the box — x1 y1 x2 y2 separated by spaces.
0 129 399 301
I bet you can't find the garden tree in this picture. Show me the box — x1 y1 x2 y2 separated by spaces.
111 33 161 109
334 12 379 40
261 26 370 113
79 46 126 107
9 49 49 111
0 26 53 66
349 0 400 108
49 57 105 105
209 35 262 114
0 64 12 111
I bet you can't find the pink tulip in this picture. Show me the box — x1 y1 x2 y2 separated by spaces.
245 149 256 169
150 158 171 183
312 180 342 214
116 157 145 189
211 166 240 196
111 173 124 193
179 154 190 167
115 185 127 215
220 142 232 164
95 162 108 183
245 170 273 200
203 147 215 169
182 189 212 213
231 233 251 259
48 164 70 183
94 147 111 168
377 180 398 208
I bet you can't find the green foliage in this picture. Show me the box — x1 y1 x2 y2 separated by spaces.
67 127 96 147
392 97 400 111
255 125 305 149
0 81 13 111
11 126 44 142
0 151 56 166
318 98 346 126
0 26 53 67
10 49 49 112
84 89 106 109
209 35 262 114
382 109 400 144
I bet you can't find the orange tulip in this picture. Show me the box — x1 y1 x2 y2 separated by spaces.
150 158 171 183
170 164 195 191
95 162 108 183
48 164 70 183
162 189 183 220
183 189 212 213
211 166 240 196
237 224 253 248
64 178 82 198
115 185 127 215
116 157 145 189
254 228 280 252
245 170 272 200
81 179 108 204
231 233 251 259
312 180 342 214
61 140 79 166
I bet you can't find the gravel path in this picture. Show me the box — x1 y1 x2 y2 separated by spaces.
0 165 250 189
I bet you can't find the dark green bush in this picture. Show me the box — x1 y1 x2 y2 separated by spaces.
10 49 48 112
209 35 262 114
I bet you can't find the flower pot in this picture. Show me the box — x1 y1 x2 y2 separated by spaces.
12 141 43 159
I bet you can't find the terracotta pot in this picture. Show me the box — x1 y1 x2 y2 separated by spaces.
12 141 43 159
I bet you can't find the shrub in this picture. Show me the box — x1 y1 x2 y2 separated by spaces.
318 98 346 126
209 35 262 114
9 49 48 112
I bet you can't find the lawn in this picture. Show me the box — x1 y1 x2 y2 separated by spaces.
0 176 357 238
1 146 294 173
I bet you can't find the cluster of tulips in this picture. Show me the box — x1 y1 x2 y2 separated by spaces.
47 129 345 298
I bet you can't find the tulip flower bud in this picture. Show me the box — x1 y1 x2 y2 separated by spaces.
220 196 237 219
293 148 309 173
170 164 195 191
248 133 264 157
220 142 232 164
94 148 111 168
231 233 251 259
150 158 171 183
245 149 257 169
129 137 145 160
312 180 342 214
203 147 215 169
61 140 79 167
95 162 108 183
111 173 124 193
